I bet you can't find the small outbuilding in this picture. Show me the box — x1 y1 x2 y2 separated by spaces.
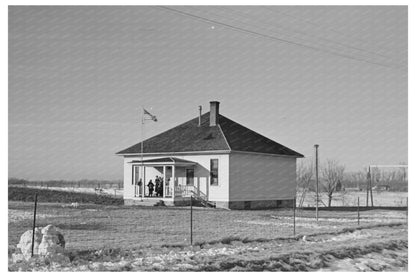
117 101 303 209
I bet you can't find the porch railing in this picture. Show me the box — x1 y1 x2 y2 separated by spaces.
173 184 215 207
174 185 208 201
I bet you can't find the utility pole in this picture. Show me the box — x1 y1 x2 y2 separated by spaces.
314 144 319 222
140 108 144 201
293 196 296 236
366 166 370 207
369 170 374 207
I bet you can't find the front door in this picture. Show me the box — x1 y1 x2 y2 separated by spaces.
186 168 194 196
197 176 208 200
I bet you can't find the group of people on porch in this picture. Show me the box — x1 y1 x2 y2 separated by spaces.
137 176 164 197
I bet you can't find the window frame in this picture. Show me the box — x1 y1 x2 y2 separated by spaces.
210 159 219 186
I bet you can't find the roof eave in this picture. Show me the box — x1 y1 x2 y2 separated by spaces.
230 150 304 158
117 150 304 158
116 150 232 156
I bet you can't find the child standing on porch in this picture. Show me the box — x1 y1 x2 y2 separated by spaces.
147 180 155 197
158 176 164 197
137 178 143 197
155 176 161 197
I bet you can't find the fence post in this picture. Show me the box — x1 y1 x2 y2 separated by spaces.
370 185 374 207
406 196 408 225
314 144 319 222
357 197 360 226
366 167 370 207
31 193 38 257
190 195 193 245
293 197 296 236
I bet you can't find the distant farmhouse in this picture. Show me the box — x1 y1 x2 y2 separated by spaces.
117 101 303 209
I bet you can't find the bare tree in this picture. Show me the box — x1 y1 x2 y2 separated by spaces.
321 159 345 207
351 170 366 190
296 159 314 208
399 162 407 181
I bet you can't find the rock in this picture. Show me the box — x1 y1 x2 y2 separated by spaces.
15 225 66 262
16 228 42 260
38 225 66 256
12 253 26 263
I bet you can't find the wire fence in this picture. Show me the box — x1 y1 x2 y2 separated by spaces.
297 190 408 208
8 193 408 255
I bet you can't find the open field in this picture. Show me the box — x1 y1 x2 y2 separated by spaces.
9 184 124 198
11 185 408 207
8 200 407 271
298 191 408 208
10 185 408 208
8 186 123 205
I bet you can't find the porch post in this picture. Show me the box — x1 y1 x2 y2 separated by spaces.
142 166 146 197
172 165 176 198
163 165 166 198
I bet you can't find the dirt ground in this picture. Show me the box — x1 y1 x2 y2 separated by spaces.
8 201 407 271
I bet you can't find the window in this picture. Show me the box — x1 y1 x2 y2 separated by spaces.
186 169 194 186
210 159 219 186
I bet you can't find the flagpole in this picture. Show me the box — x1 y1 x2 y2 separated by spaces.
140 107 144 201
139 107 157 201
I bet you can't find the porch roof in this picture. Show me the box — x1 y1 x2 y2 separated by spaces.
129 157 196 166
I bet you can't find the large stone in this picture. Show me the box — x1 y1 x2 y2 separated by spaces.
38 225 65 256
16 228 42 260
15 225 66 262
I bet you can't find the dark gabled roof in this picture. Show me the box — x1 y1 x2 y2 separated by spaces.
117 113 229 154
218 115 303 157
117 112 303 157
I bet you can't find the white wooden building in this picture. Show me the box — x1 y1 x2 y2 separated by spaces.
117 101 303 209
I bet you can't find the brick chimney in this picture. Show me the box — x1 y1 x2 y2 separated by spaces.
209 101 220 127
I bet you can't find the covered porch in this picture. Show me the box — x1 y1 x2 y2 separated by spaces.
129 157 207 202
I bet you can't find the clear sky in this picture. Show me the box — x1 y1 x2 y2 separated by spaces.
8 6 407 180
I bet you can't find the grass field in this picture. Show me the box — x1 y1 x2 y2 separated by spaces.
298 191 408 207
8 199 408 271
8 186 123 205
10 184 124 197
10 185 408 207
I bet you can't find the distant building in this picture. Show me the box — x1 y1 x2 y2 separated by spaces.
117 101 303 209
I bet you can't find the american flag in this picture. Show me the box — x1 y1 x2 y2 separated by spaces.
143 108 157 122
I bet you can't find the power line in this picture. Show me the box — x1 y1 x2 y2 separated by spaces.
161 6 405 71
192 6 400 68
261 7 404 63
224 6 403 66
157 6 406 72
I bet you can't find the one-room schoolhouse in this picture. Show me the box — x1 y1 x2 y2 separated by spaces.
117 101 303 209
